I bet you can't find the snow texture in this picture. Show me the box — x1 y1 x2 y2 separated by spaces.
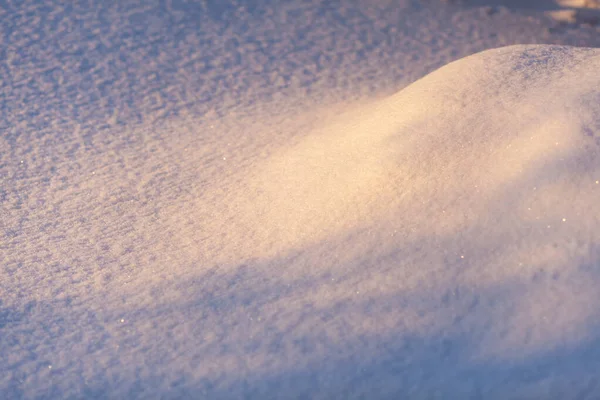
2 1 600 399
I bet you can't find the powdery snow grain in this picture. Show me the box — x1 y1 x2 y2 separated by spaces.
162 44 600 398
2 2 600 397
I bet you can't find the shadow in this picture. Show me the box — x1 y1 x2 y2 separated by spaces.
453 0 564 11
454 0 592 11
454 0 600 26
0 0 416 148
0 300 26 330
3 204 599 398
197 330 600 399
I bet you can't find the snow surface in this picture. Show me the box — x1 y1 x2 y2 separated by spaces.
2 1 600 399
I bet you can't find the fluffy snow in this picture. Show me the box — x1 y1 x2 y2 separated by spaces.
2 1 600 399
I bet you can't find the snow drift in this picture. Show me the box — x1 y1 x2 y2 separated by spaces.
203 45 600 268
179 44 600 397
3 44 600 398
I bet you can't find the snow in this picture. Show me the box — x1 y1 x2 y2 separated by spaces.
2 1 600 399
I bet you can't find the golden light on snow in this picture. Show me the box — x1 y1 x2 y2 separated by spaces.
148 49 600 378
3 0 600 393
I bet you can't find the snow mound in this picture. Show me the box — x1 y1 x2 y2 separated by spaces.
224 45 600 263
196 44 600 387
4 44 600 398
189 46 600 379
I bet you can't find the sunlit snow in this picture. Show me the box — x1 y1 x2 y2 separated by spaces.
2 1 600 399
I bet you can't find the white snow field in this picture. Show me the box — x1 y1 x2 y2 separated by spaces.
2 1 600 399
